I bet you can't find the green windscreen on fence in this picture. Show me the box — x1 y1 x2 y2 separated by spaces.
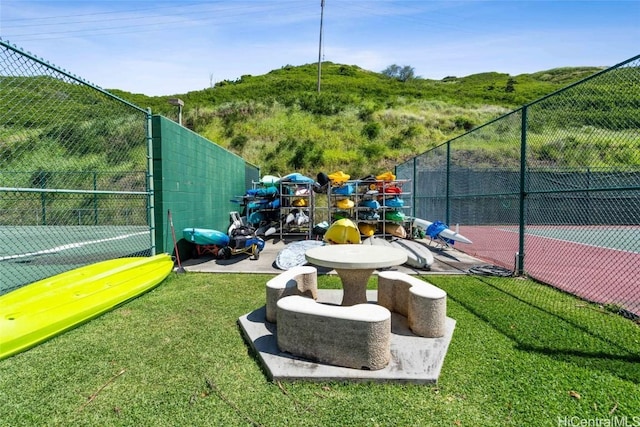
151 115 259 257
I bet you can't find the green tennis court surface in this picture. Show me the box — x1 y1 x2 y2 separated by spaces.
497 225 639 253
0 226 151 295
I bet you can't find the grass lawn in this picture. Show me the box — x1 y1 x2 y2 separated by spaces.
1 272 639 426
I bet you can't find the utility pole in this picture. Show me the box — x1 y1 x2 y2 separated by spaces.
317 0 325 93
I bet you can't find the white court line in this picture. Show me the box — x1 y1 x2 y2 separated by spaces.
0 231 149 261
494 227 639 254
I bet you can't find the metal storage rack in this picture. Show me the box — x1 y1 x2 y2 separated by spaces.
279 180 314 239
327 178 411 238
234 181 280 230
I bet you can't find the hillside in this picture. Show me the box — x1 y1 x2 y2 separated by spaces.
5 63 624 179
108 63 612 176
111 63 603 113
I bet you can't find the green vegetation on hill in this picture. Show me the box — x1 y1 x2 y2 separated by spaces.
5 62 635 179
110 62 624 176
112 63 604 116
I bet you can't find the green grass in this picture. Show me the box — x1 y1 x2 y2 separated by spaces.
1 272 638 426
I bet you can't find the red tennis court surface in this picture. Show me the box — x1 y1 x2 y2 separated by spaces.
457 225 640 317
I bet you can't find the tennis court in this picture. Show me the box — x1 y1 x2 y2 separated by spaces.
0 226 151 295
459 225 640 316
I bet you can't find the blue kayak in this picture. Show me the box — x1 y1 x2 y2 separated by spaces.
280 172 315 183
183 228 230 246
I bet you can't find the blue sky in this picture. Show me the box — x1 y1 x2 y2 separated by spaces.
1 0 638 96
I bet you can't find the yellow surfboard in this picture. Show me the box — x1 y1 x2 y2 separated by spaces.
0 253 174 360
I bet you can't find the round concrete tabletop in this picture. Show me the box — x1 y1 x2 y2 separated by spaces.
305 244 407 270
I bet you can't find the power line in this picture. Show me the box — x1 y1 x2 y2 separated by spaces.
329 1 478 36
2 1 315 40
1 1 279 23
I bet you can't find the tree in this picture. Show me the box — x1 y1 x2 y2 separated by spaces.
505 77 516 93
381 64 416 82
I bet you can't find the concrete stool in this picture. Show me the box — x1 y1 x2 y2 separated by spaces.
377 271 447 338
265 266 317 323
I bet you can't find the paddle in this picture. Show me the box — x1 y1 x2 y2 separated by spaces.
167 210 185 273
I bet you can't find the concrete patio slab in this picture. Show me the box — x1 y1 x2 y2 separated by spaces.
238 289 456 384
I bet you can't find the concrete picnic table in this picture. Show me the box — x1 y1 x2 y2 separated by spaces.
305 244 407 306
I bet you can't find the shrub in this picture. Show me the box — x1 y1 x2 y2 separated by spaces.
230 135 249 151
454 116 476 131
360 142 386 160
402 125 422 139
297 93 347 115
288 145 307 169
358 101 378 121
361 122 381 140
388 136 405 149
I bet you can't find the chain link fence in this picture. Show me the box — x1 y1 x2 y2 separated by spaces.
1 39 153 295
398 54 640 321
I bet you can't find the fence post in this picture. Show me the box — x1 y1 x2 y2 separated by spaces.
446 140 451 224
412 156 417 219
40 174 47 226
146 108 156 256
517 107 528 275
93 171 98 225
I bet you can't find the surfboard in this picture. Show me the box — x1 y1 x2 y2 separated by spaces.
183 228 230 246
0 253 174 360
412 217 473 244
389 238 435 269
275 240 324 270
361 236 394 247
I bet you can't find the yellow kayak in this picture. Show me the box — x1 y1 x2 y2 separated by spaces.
328 170 350 185
324 218 361 244
376 171 396 182
0 253 174 360
358 222 377 237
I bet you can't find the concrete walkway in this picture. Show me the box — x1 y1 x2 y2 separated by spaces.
181 237 483 275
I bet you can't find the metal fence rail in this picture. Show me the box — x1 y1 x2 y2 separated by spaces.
0 39 153 295
397 54 640 320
